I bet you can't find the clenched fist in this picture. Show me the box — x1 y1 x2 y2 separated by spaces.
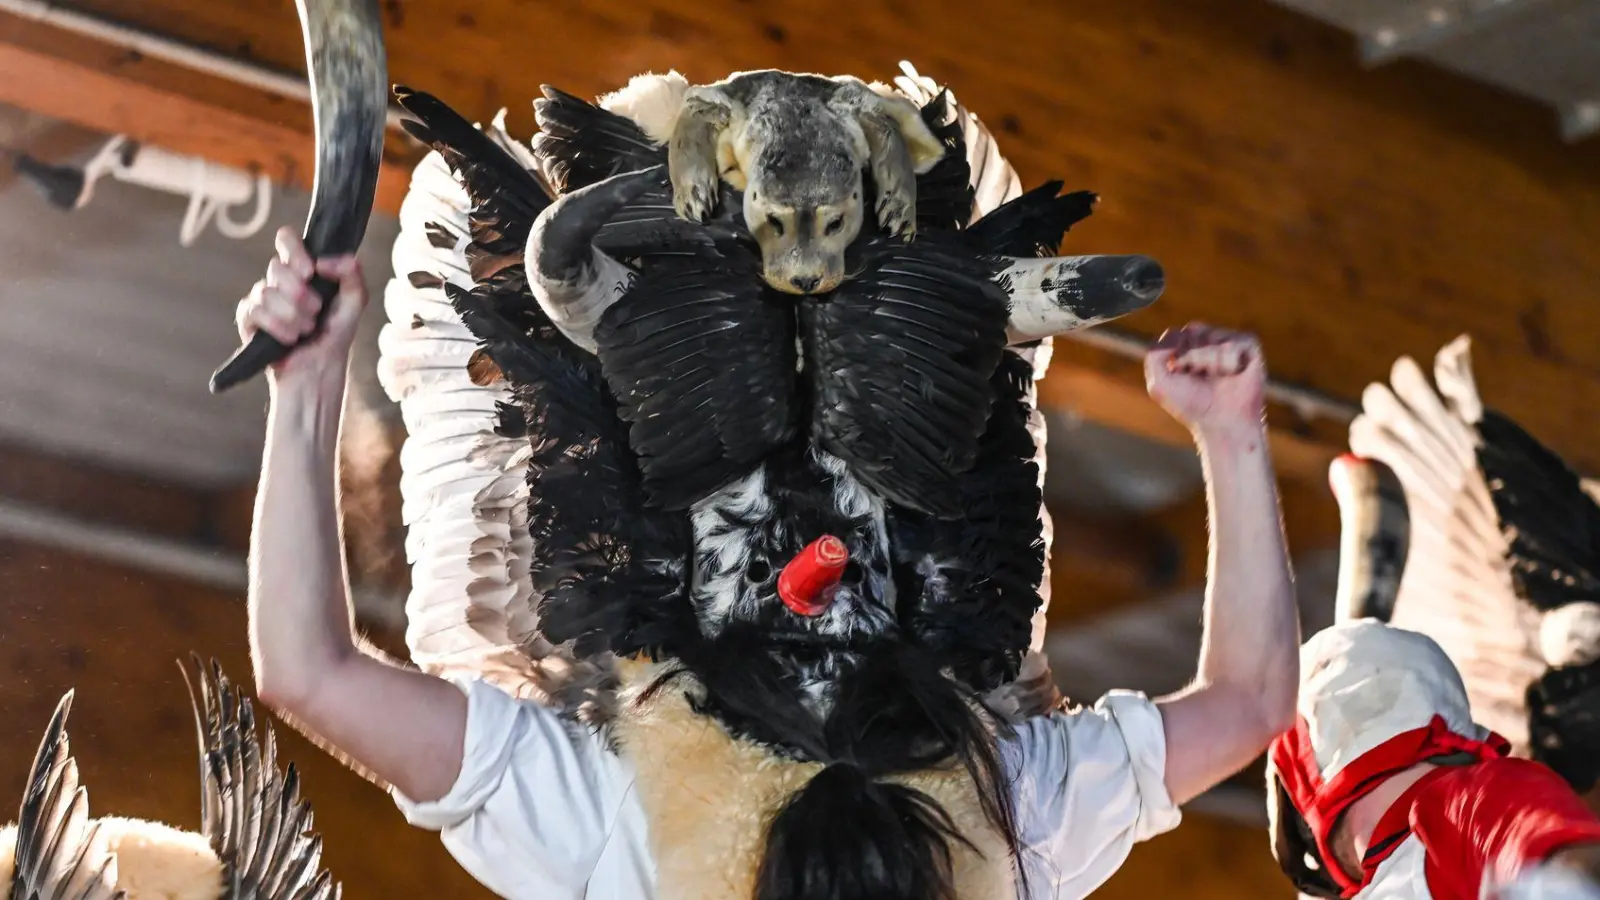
1144 323 1267 436
234 226 369 391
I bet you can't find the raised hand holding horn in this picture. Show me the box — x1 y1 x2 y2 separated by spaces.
208 0 388 393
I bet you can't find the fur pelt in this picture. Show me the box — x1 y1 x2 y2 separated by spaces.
597 71 691 144
610 659 1015 900
0 817 221 900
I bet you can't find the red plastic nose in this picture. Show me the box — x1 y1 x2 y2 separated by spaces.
778 535 849 617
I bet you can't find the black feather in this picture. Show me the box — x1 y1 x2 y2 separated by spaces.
10 692 123 900
532 84 667 195
1526 658 1600 795
964 181 1098 258
593 255 798 510
806 233 1011 517
180 656 340 900
403 88 697 664
909 90 975 233
1477 409 1600 612
890 351 1046 691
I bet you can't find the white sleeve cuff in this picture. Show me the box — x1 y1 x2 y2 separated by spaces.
390 677 524 831
1096 690 1182 841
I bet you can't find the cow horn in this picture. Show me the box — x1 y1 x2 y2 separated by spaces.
1002 254 1164 343
524 166 661 353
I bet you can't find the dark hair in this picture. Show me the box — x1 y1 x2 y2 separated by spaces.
644 628 1026 900
1266 773 1342 900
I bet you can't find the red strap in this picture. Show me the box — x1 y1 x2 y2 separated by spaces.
1413 757 1600 900
1359 767 1453 883
1270 716 1512 897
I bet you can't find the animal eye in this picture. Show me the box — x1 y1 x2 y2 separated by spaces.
765 214 785 236
824 216 845 236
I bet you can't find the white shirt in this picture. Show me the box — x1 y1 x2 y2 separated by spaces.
393 679 1181 900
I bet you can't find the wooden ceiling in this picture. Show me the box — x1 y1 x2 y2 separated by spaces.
4 4 1591 894
0 0 1596 485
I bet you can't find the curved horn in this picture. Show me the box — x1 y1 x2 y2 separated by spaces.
209 0 387 393
1329 454 1410 624
1002 254 1165 343
525 166 661 354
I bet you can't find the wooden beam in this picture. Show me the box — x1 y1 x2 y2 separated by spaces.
1043 339 1344 486
0 440 227 544
5 1 1598 476
1047 468 1341 629
0 540 489 897
0 12 419 215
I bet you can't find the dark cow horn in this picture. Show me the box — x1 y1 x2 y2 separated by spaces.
1002 254 1165 343
209 0 388 393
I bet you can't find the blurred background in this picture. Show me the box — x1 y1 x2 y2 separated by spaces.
0 0 1595 896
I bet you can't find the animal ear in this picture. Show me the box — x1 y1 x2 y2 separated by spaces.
829 80 945 238
862 90 945 174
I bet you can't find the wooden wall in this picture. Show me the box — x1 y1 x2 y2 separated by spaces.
0 0 1596 897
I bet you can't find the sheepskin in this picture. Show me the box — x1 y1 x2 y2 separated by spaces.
611 659 1015 900
0 817 222 900
597 71 690 144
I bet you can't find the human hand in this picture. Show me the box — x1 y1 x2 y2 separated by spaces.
234 226 368 394
1144 323 1266 439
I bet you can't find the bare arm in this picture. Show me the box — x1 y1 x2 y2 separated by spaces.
1143 324 1299 806
243 227 467 803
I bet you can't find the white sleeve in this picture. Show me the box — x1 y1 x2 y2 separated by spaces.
390 678 632 900
1008 689 1182 897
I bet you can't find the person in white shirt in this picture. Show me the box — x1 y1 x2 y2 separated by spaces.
236 227 1300 899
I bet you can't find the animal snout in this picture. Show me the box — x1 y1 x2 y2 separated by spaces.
789 275 820 293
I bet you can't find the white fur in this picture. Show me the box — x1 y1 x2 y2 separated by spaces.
0 818 221 900
597 71 691 144
94 818 221 900
611 659 1014 900
689 466 773 625
1540 602 1600 667
0 825 13 892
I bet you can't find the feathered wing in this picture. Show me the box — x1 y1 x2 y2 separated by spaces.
182 658 337 900
593 251 797 511
384 89 698 718
892 61 1057 655
379 90 619 713
807 234 1010 517
1473 391 1600 793
1344 336 1547 752
532 85 665 194
6 692 124 900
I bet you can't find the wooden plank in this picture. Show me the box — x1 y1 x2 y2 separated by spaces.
0 441 222 543
0 12 419 215
5 0 1596 474
0 540 491 897
1043 340 1345 485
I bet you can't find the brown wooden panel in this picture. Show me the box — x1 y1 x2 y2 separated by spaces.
0 539 492 897
10 0 1598 475
0 13 418 214
1098 812 1291 900
0 441 219 542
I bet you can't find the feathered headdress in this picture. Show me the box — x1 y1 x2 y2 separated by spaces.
376 61 1164 899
